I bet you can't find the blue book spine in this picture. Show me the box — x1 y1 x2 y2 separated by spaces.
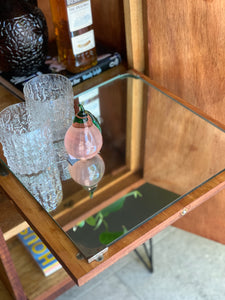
18 227 62 276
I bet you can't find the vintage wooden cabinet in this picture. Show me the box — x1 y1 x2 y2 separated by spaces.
1 0 225 299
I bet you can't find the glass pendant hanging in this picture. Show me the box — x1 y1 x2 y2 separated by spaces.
64 104 103 160
68 154 105 198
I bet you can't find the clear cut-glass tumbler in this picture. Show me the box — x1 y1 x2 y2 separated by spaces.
0 102 63 211
23 74 74 142
0 102 55 175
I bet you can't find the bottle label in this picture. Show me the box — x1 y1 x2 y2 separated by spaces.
67 0 93 32
71 29 95 55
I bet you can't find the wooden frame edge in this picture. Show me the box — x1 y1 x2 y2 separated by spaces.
131 69 225 132
76 169 225 285
0 228 26 299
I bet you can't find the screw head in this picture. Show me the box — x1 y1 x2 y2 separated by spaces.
95 255 104 262
76 253 84 260
181 208 188 216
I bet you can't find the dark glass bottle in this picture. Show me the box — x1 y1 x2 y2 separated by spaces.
0 0 48 76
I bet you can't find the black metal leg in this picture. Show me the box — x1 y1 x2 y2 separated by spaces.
134 238 153 273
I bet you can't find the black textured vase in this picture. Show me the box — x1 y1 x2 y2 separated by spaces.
0 0 48 76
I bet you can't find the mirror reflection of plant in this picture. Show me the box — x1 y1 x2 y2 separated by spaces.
73 190 142 245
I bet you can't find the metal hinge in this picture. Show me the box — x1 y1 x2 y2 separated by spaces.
0 161 9 176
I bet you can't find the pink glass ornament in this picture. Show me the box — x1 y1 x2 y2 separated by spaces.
64 105 103 160
69 154 105 198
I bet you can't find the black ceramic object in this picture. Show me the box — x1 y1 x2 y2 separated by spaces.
0 0 48 76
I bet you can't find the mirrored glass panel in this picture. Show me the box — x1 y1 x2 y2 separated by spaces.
1 72 225 261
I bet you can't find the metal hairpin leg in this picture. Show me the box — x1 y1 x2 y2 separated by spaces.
134 238 153 273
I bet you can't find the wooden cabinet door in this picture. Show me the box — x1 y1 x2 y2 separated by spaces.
145 0 225 244
2 70 225 287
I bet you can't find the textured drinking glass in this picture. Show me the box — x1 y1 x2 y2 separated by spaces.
53 139 71 181
0 102 55 175
23 74 74 142
16 164 63 212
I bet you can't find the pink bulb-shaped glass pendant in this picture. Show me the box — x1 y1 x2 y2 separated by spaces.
64 104 103 160
69 154 105 197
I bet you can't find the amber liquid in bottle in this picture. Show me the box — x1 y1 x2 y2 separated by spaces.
50 0 97 73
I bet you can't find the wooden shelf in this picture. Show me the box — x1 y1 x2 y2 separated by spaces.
7 237 74 300
0 187 28 241
0 280 13 300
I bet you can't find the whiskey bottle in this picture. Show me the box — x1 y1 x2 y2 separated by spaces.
49 0 97 74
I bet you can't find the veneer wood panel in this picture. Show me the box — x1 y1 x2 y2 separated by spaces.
0 188 27 241
143 86 225 195
92 0 126 56
174 190 225 244
7 237 73 300
38 0 55 43
0 280 12 300
145 0 225 243
0 229 26 299
123 0 145 71
146 0 225 123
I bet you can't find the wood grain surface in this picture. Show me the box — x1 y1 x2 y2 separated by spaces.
7 237 73 300
123 0 145 71
132 71 225 195
92 0 126 56
146 0 225 123
0 187 27 241
146 0 225 243
0 229 26 299
144 85 225 195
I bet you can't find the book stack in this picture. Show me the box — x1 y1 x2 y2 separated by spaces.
0 52 122 101
18 227 62 277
